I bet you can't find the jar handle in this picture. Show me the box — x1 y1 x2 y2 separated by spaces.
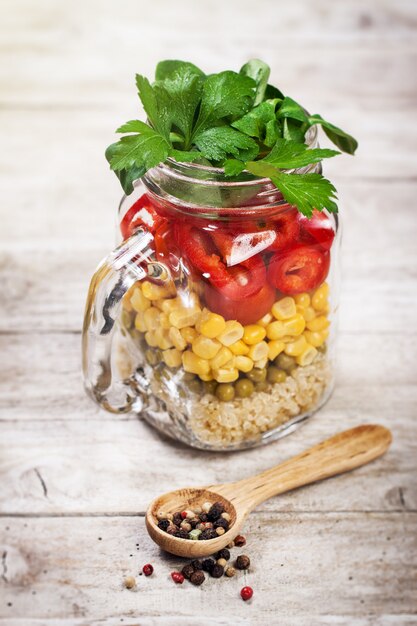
82 228 169 413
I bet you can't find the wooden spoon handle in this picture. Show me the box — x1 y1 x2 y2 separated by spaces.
215 425 392 511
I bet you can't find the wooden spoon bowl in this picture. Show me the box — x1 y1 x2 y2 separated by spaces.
146 425 392 558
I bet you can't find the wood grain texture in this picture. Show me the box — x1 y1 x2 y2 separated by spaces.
0 0 416 622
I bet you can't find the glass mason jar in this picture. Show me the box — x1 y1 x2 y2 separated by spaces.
82 128 340 450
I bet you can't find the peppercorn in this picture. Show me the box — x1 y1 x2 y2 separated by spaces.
221 512 231 522
216 527 225 536
236 555 250 570
216 558 227 568
214 518 229 530
190 570 205 586
124 576 136 589
225 566 236 578
171 571 184 584
180 511 188 519
142 563 153 577
210 564 224 578
175 529 190 539
202 558 215 573
191 559 203 571
166 524 178 535
240 586 253 601
234 535 246 547
216 548 230 561
189 518 199 529
156 510 169 521
198 512 209 523
199 528 217 541
181 563 195 580
189 529 202 541
202 501 212 513
157 519 170 532
193 506 202 515
207 501 225 521
180 521 192 532
173 512 183 526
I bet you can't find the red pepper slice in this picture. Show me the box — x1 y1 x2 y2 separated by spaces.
120 194 165 239
266 210 300 252
268 246 330 294
211 227 276 264
176 225 267 300
298 210 335 251
205 283 276 326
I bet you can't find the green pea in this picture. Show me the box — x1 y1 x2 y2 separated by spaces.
246 368 267 383
215 383 235 402
203 380 218 396
183 372 196 381
275 353 296 372
255 381 269 392
267 366 287 384
235 378 255 398
187 378 202 395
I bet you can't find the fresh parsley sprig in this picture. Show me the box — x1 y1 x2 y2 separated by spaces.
106 59 358 216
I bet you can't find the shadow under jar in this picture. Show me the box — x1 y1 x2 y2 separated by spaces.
83 146 340 451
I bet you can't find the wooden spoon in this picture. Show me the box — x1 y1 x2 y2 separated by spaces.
145 424 392 558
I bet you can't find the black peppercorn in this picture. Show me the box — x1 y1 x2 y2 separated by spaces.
207 501 225 521
210 564 224 578
214 518 229 531
190 570 205 586
191 559 203 571
189 518 199 529
234 535 246 547
175 529 190 539
199 528 217 541
236 554 250 570
202 558 215 573
181 563 195 580
173 512 183 526
198 512 209 523
216 548 230 561
157 519 170 532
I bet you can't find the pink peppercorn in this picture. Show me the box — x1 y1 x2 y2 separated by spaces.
240 586 253 601
171 571 185 584
142 563 153 576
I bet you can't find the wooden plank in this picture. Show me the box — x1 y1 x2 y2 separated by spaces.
0 513 415 623
0 394 414 514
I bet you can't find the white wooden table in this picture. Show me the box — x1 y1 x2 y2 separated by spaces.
1 1 416 623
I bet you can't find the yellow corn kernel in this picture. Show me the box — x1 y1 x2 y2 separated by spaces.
160 297 180 313
282 314 306 337
196 309 227 338
210 346 233 370
304 330 327 348
256 312 273 327
155 328 174 350
182 351 210 376
143 307 161 332
312 282 329 312
243 324 266 345
134 313 147 333
123 297 133 312
248 341 269 361
229 340 250 356
296 344 318 366
217 320 244 346
235 355 254 373
254 357 268 369
213 368 239 383
199 372 214 382
159 312 171 329
272 297 296 320
162 348 183 368
284 335 308 357
294 293 311 308
266 320 287 341
306 315 330 332
130 287 151 313
144 331 159 348
180 326 198 345
192 336 221 359
268 340 285 360
301 306 316 322
142 281 175 301
169 327 187 351
169 308 201 330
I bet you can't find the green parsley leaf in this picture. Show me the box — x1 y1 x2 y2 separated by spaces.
135 74 170 138
107 124 170 172
308 114 358 154
277 96 308 123
224 158 246 176
263 138 339 169
105 143 144 195
192 71 256 137
264 119 280 147
247 162 338 216
282 118 305 143
240 59 270 106
193 126 259 161
155 60 205 81
232 101 277 139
